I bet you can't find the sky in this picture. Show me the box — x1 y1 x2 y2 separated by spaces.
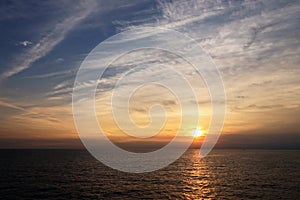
0 0 299 149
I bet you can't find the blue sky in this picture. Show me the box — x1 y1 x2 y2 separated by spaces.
0 0 299 148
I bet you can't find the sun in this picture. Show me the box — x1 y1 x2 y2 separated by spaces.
191 128 204 137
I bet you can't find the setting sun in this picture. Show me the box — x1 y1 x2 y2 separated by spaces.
191 128 204 137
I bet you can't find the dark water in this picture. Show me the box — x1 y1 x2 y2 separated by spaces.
0 149 299 199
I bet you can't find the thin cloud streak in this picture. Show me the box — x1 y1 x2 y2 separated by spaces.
0 100 26 112
0 0 98 81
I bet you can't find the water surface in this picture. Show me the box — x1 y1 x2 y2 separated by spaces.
0 149 299 199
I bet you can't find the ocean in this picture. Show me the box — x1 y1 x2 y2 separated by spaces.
0 149 299 199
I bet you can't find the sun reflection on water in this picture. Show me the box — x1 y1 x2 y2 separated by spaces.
179 149 216 199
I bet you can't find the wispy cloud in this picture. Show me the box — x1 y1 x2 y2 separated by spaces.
1 0 299 145
0 0 98 81
0 100 25 112
23 69 75 79
96 0 300 136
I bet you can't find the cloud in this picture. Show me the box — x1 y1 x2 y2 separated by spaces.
23 69 75 79
214 132 300 149
100 0 300 137
1 0 299 146
0 0 98 81
18 40 32 47
0 138 82 149
0 100 25 112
